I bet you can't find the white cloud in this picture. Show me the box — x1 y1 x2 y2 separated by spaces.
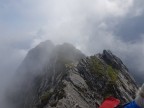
0 0 143 74
20 1 144 78
26 0 135 49
1 0 144 107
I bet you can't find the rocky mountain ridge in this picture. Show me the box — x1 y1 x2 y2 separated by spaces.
6 41 138 108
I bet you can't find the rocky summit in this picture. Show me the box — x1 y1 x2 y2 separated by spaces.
6 40 138 108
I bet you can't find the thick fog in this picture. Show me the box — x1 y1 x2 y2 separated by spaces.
0 0 144 107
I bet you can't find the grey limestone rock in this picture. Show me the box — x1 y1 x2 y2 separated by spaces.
6 41 139 108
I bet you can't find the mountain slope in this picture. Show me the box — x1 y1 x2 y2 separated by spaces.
6 41 138 108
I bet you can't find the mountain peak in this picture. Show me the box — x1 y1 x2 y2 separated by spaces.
102 50 127 70
6 42 138 108
36 40 54 48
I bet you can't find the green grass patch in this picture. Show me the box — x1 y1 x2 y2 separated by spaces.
88 56 118 83
40 91 53 105
88 56 105 76
107 66 118 83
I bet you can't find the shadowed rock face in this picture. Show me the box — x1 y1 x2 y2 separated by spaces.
6 41 138 108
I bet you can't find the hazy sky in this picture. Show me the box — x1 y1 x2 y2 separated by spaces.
0 0 144 104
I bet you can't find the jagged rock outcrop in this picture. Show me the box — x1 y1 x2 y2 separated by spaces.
6 41 138 108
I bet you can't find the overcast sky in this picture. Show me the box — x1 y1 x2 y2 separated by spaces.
0 0 144 104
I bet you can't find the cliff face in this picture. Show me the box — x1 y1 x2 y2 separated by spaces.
6 41 138 108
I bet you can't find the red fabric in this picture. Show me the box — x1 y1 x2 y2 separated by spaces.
99 97 120 108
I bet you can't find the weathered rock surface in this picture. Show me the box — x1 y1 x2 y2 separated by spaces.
6 41 138 108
